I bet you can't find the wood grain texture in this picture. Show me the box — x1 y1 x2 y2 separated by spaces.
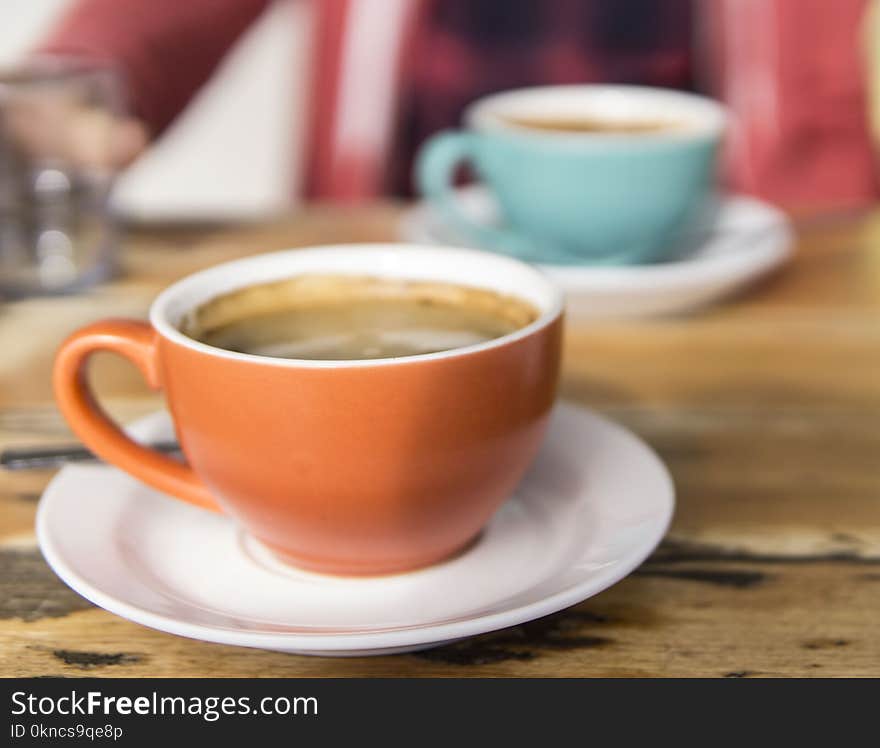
1 205 879 677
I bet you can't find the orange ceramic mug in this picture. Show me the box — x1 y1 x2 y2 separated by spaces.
53 244 563 575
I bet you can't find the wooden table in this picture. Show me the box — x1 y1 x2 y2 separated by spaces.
2 204 879 678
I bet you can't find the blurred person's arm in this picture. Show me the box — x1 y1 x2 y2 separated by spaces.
34 0 270 165
867 0 880 146
704 0 878 211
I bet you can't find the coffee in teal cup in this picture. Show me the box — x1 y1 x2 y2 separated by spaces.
416 85 727 265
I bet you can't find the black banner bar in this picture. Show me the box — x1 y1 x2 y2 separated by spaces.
1 678 872 742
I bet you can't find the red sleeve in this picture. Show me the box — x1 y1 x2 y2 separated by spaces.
702 0 878 211
35 0 270 137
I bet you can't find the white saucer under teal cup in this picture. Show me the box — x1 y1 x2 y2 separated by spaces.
416 85 727 265
399 186 794 319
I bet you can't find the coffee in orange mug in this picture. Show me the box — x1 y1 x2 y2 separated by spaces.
53 245 563 575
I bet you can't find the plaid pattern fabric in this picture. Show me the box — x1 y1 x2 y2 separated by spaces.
39 0 877 207
390 0 694 193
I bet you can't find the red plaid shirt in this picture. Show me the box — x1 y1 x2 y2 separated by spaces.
388 0 692 192
39 0 878 208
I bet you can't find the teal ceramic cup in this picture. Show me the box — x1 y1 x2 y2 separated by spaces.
416 85 727 265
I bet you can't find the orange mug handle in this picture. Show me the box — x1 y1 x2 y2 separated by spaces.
52 319 221 512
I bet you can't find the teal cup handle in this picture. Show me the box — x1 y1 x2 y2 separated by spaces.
415 131 568 262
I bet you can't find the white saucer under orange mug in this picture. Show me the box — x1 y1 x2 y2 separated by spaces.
38 404 674 655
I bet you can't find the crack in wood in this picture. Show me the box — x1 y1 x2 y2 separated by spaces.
0 548 93 621
801 638 849 650
652 539 880 566
635 568 767 589
12 493 42 503
413 609 614 666
52 650 141 669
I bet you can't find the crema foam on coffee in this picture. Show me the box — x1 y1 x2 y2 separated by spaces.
180 274 539 361
504 115 680 134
